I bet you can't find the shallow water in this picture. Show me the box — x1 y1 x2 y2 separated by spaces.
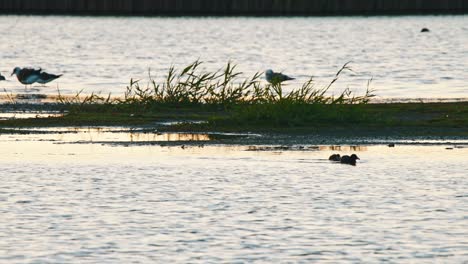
1 129 468 262
0 112 63 120
0 15 467 99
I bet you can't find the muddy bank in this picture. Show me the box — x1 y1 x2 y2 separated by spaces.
1 102 468 139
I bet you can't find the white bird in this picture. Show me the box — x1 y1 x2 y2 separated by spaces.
265 69 295 84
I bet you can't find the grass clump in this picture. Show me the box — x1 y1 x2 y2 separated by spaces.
58 60 374 107
121 60 264 106
54 61 375 128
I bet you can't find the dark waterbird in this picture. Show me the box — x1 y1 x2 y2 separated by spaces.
11 67 41 87
11 67 62 87
0 72 5 81
420 28 430 33
265 69 295 84
328 154 341 161
340 154 360 166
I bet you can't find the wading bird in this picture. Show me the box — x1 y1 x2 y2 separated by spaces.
265 69 295 85
11 67 42 88
11 67 62 88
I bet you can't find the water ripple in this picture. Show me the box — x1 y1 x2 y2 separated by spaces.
0 15 466 99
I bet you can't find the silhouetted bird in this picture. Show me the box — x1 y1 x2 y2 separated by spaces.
340 154 360 166
11 67 41 88
0 72 5 81
328 154 341 161
265 69 295 84
420 28 430 33
37 71 62 85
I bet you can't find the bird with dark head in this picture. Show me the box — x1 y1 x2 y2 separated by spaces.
0 72 5 81
11 67 41 87
11 67 62 88
265 69 295 85
340 154 360 166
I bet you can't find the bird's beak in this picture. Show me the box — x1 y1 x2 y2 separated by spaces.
10 71 14 76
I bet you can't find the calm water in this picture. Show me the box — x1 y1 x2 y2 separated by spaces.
0 15 467 99
1 130 468 262
1 14 468 262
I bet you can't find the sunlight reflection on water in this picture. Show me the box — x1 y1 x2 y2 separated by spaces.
0 15 467 99
0 132 467 262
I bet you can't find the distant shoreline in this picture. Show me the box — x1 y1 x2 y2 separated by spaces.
0 0 466 16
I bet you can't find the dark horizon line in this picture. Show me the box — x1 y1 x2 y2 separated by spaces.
0 0 466 17
0 10 467 17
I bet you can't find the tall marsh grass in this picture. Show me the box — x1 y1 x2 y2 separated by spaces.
60 60 375 108
57 61 378 126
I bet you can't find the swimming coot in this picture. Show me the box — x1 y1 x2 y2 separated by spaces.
340 154 360 165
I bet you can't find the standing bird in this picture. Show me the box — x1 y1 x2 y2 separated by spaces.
36 71 62 86
265 69 295 85
11 67 41 88
340 154 360 166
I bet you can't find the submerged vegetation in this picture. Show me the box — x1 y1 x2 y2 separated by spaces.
2 61 468 137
